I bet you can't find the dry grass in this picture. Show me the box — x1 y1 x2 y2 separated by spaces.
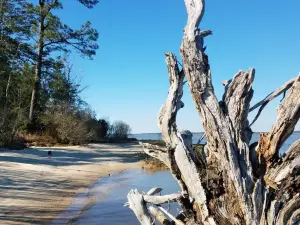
142 156 169 172
18 132 59 147
139 141 206 172
140 140 166 147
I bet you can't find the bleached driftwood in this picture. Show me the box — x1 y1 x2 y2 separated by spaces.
139 142 170 167
200 74 299 144
127 189 153 225
266 140 300 184
149 206 171 225
257 77 300 165
249 76 299 126
127 0 300 224
147 187 163 196
158 206 185 225
144 193 182 205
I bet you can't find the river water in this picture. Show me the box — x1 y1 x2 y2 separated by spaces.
53 132 299 225
52 169 179 225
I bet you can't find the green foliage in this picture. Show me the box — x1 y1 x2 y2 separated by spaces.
25 0 99 125
0 63 33 145
25 0 99 59
77 0 99 8
36 60 109 145
0 0 130 147
48 60 81 106
0 1 36 145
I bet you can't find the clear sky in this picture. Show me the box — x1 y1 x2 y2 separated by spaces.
56 0 300 133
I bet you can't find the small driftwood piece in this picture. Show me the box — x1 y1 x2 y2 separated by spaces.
149 206 171 225
158 206 185 225
147 187 163 196
139 142 170 167
144 193 182 205
127 189 153 225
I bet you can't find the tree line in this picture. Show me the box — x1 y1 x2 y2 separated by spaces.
0 0 131 147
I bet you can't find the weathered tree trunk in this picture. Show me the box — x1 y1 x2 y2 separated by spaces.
29 0 45 124
126 0 300 224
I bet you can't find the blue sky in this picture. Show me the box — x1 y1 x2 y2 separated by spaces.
56 0 300 133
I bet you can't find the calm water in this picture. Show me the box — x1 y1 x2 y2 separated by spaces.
52 169 179 225
130 132 300 153
53 132 299 225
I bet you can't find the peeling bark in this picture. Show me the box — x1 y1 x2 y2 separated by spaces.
267 140 300 184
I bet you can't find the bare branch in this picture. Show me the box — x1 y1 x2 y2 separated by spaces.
158 206 185 225
223 69 255 143
127 189 153 225
144 193 182 205
156 53 190 196
157 53 212 221
249 75 299 126
257 76 300 165
196 133 206 144
200 30 213 37
147 187 163 196
139 142 170 167
183 0 205 41
149 206 171 225
158 53 184 147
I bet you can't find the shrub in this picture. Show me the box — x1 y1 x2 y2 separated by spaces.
40 104 111 145
109 120 132 140
0 107 26 147
40 105 90 144
86 118 110 142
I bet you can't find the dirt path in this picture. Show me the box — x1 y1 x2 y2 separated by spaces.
0 143 144 225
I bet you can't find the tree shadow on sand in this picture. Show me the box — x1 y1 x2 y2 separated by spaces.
0 143 144 224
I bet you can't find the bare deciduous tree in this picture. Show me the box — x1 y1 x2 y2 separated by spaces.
126 1 300 224
109 121 132 140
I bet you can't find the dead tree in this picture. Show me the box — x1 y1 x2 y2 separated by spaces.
126 0 300 224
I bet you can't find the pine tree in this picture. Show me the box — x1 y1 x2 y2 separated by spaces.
27 0 99 127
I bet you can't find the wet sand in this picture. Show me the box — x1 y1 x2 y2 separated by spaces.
0 143 143 225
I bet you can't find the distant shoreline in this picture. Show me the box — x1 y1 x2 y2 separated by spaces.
130 131 300 135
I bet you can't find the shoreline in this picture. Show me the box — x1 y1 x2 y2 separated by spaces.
54 169 133 225
0 143 144 225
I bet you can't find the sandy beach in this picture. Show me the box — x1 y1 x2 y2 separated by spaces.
0 143 144 225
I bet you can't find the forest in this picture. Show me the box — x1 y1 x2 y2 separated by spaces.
0 0 130 148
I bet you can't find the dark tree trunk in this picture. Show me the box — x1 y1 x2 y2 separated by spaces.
29 0 45 126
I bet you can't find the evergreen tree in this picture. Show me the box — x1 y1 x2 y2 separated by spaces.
27 0 99 127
